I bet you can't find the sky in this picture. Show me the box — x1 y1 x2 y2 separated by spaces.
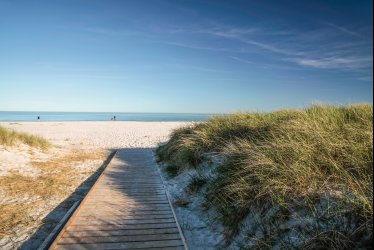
0 0 372 113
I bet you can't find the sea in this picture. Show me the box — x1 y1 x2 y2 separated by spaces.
0 111 215 122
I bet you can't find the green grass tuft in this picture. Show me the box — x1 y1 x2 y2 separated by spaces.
0 125 51 150
157 104 373 248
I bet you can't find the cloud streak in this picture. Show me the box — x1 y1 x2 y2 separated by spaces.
291 56 373 70
326 22 364 38
162 22 372 73
81 21 372 75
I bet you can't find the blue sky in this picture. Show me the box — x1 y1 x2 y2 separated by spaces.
0 0 372 113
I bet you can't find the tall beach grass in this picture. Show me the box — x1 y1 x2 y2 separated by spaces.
0 125 51 150
157 104 373 248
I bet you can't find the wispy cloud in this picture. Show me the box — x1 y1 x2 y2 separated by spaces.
165 24 303 56
82 21 372 75
326 22 364 38
166 25 258 37
163 22 372 73
238 39 301 56
291 56 373 70
197 27 258 38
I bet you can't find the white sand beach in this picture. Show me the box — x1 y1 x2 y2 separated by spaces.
0 121 187 249
1 121 188 149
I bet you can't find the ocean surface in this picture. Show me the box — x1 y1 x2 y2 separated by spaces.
0 111 215 122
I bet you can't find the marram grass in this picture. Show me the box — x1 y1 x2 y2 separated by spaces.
157 104 373 248
0 125 51 150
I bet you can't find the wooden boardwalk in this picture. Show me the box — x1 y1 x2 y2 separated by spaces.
49 149 187 250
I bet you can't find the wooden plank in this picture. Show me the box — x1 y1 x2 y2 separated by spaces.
89 194 166 197
97 179 162 183
99 177 160 180
77 209 172 214
76 213 173 218
95 184 164 187
57 246 185 250
120 247 185 250
82 204 171 210
96 181 162 184
88 194 167 198
93 187 165 191
65 223 178 231
91 190 166 194
76 210 173 217
58 233 182 244
74 215 174 222
92 188 165 191
91 188 164 191
86 197 168 202
89 194 166 198
70 218 176 226
62 228 180 238
76 207 173 214
84 200 170 205
82 200 170 205
55 239 184 249
78 206 173 213
97 182 162 186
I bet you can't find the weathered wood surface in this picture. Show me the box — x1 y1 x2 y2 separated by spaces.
49 149 187 250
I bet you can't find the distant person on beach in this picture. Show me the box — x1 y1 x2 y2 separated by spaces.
113 116 116 121
37 116 40 120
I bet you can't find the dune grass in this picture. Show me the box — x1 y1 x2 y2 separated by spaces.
0 125 51 150
156 104 373 248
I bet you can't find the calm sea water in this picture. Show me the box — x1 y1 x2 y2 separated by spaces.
0 111 214 122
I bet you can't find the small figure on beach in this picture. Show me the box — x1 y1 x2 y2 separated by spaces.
113 116 116 121
37 116 40 120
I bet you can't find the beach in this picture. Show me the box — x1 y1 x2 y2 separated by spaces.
0 121 187 249
0 121 189 149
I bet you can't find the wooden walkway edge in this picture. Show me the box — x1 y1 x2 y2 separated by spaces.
48 149 188 250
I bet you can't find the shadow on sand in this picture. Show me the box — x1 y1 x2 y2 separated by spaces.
20 150 116 250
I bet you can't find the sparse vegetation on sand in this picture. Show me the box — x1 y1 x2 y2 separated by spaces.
0 125 51 150
0 149 109 239
157 104 373 249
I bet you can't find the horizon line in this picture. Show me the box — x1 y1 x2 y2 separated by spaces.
0 110 224 115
